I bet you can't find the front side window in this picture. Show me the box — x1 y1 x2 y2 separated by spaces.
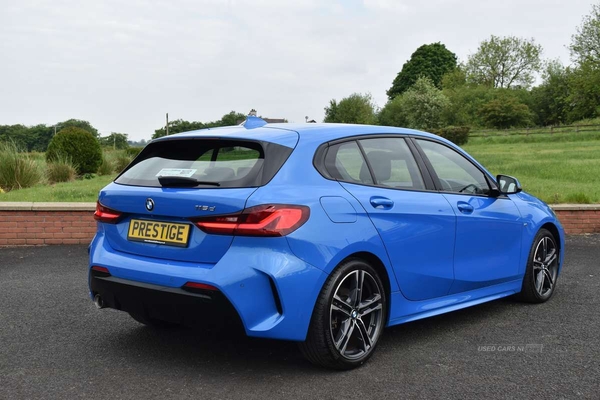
358 138 425 190
416 139 490 195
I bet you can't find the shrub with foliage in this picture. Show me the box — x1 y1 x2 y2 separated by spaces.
46 127 102 174
113 152 134 173
125 147 143 158
380 77 450 130
324 93 378 125
430 126 470 146
0 141 42 191
479 92 533 129
47 155 76 183
97 154 115 176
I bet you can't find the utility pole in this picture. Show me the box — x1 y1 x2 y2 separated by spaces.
54 125 56 136
166 113 169 136
113 134 116 150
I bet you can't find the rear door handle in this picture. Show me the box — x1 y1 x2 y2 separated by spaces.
370 197 394 209
457 201 474 214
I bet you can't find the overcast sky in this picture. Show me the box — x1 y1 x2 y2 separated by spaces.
0 0 595 141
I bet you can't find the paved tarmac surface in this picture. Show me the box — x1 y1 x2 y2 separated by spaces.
1 236 599 400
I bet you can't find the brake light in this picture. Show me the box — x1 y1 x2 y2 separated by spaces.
191 204 310 237
93 201 122 224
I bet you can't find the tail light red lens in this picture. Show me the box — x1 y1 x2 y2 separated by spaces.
91 266 110 274
183 282 218 291
191 204 310 237
94 202 122 224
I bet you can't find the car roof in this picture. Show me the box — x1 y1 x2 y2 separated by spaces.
152 120 445 149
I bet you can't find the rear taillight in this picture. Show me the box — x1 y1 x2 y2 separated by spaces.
93 201 122 224
191 204 310 237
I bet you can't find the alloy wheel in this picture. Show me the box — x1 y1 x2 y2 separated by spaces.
329 270 384 360
532 236 558 297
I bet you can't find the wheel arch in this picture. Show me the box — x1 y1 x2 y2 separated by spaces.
340 251 392 324
540 222 561 252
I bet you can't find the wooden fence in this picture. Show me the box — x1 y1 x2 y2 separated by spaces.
470 124 600 137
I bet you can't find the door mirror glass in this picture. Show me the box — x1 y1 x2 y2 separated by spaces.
497 175 522 194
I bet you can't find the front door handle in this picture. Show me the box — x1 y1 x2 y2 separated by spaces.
370 196 394 209
457 201 474 214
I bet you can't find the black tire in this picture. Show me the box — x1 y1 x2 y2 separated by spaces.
517 228 560 303
299 258 387 370
128 312 180 328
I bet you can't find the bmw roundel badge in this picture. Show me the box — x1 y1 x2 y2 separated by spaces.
145 198 154 212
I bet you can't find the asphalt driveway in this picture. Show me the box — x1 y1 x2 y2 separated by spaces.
1 236 599 399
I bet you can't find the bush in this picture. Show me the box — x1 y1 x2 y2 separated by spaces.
46 127 102 174
0 141 43 191
430 126 470 145
125 147 143 158
97 154 115 176
47 155 76 183
380 77 450 130
479 92 533 129
114 152 133 173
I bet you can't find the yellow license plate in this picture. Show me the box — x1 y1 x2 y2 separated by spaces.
127 219 191 247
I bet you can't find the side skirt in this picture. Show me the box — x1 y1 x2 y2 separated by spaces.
387 279 522 327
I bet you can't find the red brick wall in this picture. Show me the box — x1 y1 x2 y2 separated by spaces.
0 204 598 246
554 209 600 235
0 210 96 246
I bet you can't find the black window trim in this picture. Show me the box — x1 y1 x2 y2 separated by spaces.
313 134 436 193
408 136 505 199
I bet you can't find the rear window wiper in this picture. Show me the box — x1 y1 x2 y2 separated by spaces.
158 176 221 187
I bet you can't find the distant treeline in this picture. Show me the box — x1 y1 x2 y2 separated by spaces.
0 119 150 152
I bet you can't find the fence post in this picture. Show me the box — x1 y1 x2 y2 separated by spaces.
576 125 579 133
526 128 529 136
550 126 554 135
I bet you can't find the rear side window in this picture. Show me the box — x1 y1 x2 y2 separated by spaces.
115 139 292 188
324 141 373 184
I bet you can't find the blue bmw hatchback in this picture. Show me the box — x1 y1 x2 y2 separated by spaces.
89 116 565 369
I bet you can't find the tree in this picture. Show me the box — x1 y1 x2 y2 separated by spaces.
387 43 457 99
220 111 246 126
466 35 543 89
570 2 600 64
152 111 247 139
380 77 450 130
54 119 99 138
566 60 600 122
323 93 377 124
100 132 129 149
479 91 533 129
530 60 572 126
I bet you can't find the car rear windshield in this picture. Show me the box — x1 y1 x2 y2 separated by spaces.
115 138 293 188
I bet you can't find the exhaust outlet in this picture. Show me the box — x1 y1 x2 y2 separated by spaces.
94 294 105 309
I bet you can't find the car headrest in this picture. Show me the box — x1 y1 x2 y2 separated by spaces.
360 151 392 182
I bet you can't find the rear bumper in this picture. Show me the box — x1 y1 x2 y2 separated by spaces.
90 271 243 329
88 232 327 341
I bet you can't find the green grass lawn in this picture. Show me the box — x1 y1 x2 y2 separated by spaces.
463 135 600 204
0 174 115 202
1 134 600 204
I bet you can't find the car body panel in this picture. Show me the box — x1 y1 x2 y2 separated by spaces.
340 182 457 301
443 194 524 294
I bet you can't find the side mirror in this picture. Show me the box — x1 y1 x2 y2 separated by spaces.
497 175 522 195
